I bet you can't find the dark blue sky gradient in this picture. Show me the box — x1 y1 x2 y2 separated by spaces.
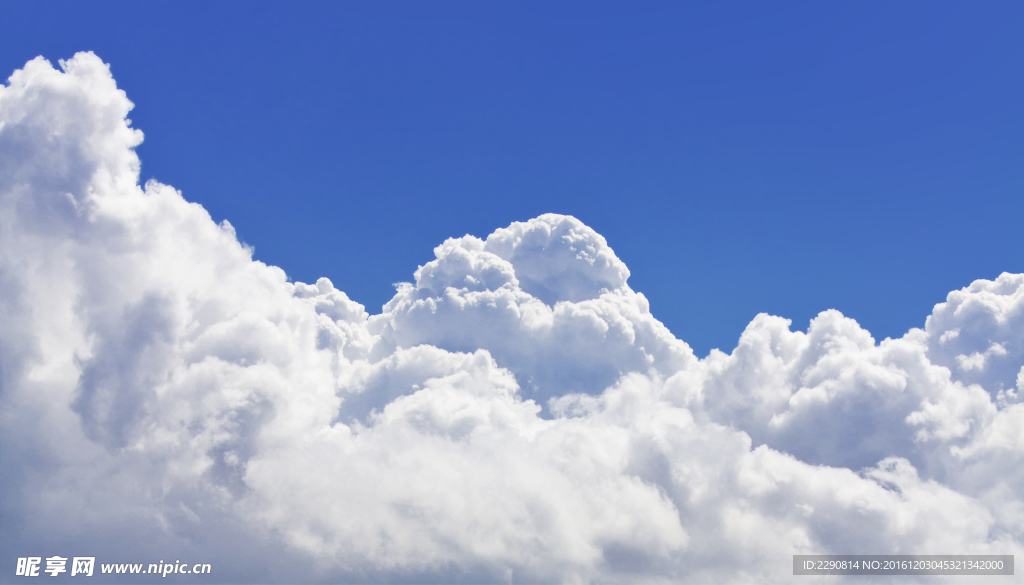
4 1 1022 355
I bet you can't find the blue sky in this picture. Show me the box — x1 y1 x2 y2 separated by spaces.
4 1 1021 355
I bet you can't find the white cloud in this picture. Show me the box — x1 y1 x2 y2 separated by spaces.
1 52 1021 583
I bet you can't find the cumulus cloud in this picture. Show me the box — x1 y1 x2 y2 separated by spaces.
1 53 1021 583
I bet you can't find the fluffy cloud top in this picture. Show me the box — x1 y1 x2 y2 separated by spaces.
1 53 1021 583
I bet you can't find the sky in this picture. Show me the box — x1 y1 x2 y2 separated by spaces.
1 2 1023 584
2 1 1021 356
